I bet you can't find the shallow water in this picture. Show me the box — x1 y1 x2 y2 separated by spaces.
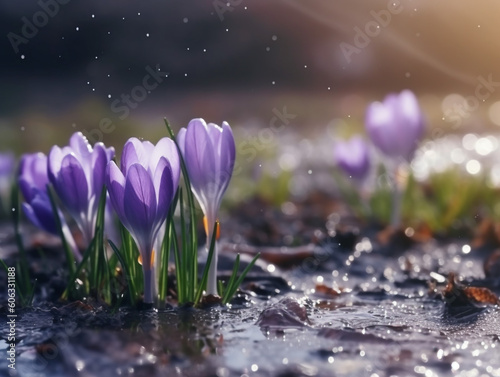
1 232 499 377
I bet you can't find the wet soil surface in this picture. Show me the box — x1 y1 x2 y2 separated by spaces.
1 193 500 377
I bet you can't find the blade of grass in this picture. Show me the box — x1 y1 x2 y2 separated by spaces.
61 236 97 300
222 253 260 305
109 239 138 306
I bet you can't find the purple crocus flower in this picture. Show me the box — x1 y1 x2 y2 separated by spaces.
48 132 115 244
177 118 236 295
106 137 180 304
19 153 81 260
365 90 425 162
334 136 371 181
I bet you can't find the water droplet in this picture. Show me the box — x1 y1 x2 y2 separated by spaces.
21 55 25 59
107 94 111 99
203 49 206 52
304 65 307 68
405 72 411 78
184 73 188 77
271 81 275 85
137 12 141 16
75 26 79 31
91 14 95 18
272 35 277 41
146 33 149 37
266 47 270 51
183 17 188 23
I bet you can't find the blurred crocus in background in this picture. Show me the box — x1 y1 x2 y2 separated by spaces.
48 132 115 244
334 136 371 182
365 90 425 162
19 153 81 261
106 137 180 304
0 152 15 216
177 118 236 296
365 90 425 227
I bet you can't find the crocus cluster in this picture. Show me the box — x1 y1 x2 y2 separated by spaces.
18 120 236 305
334 90 425 227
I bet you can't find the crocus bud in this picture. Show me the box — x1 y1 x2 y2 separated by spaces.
19 152 81 260
106 137 180 304
177 118 236 295
48 132 115 243
365 90 425 162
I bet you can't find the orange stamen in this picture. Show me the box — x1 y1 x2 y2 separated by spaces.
138 250 155 268
203 216 220 240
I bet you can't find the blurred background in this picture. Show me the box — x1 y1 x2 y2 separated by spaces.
1 0 500 174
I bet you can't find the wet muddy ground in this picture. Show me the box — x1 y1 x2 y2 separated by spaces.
1 190 499 377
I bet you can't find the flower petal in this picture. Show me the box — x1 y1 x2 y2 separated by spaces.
121 138 154 173
176 127 187 157
47 146 64 185
56 154 89 216
217 121 236 197
69 132 92 161
185 118 216 200
92 143 111 199
150 137 180 191
23 193 57 234
153 157 174 227
106 161 127 227
123 163 157 247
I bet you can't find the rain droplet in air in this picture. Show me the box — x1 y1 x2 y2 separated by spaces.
183 17 188 23
272 35 277 41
